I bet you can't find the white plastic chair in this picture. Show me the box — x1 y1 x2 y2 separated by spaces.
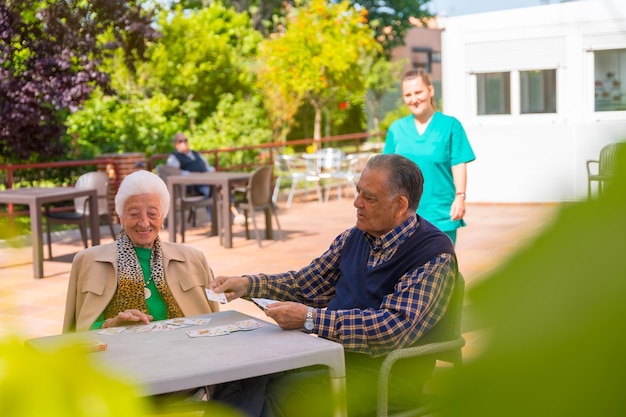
45 171 115 259
272 155 323 208
327 152 376 201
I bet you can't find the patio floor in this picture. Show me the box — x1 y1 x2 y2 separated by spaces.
0 194 560 361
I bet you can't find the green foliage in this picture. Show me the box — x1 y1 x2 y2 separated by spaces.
64 3 263 161
147 4 262 122
1 1 415 165
0 338 149 416
195 93 273 168
364 57 406 132
440 149 626 416
288 98 367 140
65 89 185 159
0 0 157 163
355 0 433 57
379 101 411 132
257 0 380 141
0 336 247 416
0 216 30 243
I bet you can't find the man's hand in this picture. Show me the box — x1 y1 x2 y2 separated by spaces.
265 302 309 330
210 276 250 302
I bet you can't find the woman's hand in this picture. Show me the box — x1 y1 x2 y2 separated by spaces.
450 195 466 221
103 309 153 328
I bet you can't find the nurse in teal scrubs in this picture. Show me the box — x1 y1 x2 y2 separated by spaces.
383 69 475 243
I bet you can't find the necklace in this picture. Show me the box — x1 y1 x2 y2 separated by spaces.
144 275 154 299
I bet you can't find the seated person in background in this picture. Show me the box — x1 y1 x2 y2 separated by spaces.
167 132 215 197
63 169 219 333
210 154 458 417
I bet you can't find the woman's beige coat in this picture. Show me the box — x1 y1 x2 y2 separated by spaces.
63 241 219 332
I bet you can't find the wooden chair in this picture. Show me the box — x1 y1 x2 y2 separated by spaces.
587 142 625 199
377 272 465 417
44 171 115 259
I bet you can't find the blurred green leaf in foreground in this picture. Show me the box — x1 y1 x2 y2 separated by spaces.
443 145 626 416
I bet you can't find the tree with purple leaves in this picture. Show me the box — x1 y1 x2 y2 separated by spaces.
0 0 157 163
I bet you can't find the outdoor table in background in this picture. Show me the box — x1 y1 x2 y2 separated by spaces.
166 171 251 248
26 310 348 417
0 187 100 279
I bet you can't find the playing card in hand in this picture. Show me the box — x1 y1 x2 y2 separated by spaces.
251 298 279 310
205 289 228 304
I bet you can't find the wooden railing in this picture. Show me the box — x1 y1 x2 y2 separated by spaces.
147 131 385 171
0 158 120 190
0 132 385 218
0 159 121 218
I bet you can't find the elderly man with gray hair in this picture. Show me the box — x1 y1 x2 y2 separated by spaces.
210 154 458 417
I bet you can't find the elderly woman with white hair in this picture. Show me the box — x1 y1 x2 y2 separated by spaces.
63 169 219 333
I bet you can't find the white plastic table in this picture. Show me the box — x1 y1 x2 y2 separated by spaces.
27 310 348 416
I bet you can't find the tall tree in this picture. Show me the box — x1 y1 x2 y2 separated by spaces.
355 0 433 56
0 0 156 163
257 0 380 146
175 0 286 36
364 56 405 132
175 1 433 54
147 4 262 123
66 3 266 160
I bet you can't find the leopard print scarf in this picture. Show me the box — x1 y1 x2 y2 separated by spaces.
103 229 184 321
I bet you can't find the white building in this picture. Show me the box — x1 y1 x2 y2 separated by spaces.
442 0 626 202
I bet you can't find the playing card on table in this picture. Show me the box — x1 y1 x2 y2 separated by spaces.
150 323 175 332
124 324 155 333
205 289 228 304
187 318 212 326
165 318 192 327
97 327 127 335
186 326 230 338
235 319 265 331
223 323 243 333
165 318 211 327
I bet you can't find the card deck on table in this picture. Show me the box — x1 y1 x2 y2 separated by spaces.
69 340 108 352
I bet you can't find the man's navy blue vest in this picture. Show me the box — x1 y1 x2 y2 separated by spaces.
328 217 455 311
172 151 208 173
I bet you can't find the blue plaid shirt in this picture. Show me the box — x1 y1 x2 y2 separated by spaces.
247 215 457 357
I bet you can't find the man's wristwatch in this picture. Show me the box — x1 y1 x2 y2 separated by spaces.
304 307 314 333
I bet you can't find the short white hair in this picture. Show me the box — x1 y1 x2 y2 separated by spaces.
114 170 170 218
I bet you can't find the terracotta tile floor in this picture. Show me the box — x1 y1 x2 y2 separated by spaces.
0 193 560 361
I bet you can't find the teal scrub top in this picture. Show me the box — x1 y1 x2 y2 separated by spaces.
383 112 476 232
